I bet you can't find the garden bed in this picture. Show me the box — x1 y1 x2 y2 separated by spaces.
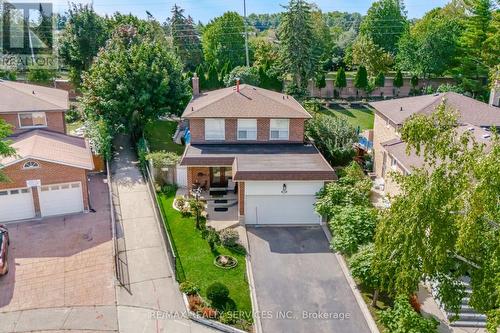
157 189 252 330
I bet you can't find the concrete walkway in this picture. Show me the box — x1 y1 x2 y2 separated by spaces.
111 135 218 333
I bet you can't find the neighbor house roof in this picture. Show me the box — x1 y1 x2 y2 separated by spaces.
370 92 500 127
182 84 312 119
0 80 69 113
381 125 494 173
0 129 94 170
180 144 336 181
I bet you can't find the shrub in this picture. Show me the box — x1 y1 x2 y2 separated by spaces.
328 205 377 255
188 294 203 312
65 106 82 123
206 282 230 306
379 295 439 333
162 184 177 196
146 151 180 169
219 228 239 247
226 243 247 255
180 281 200 295
219 311 237 325
202 226 220 251
189 198 205 216
201 307 218 319
175 196 186 210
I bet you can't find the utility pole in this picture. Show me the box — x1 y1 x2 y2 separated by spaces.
243 0 250 67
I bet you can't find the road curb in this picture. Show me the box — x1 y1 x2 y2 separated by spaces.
321 224 380 333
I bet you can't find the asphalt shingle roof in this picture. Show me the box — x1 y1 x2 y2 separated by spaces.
0 80 68 113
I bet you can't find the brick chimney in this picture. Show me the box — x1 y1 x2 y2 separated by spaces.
236 78 240 92
192 73 200 97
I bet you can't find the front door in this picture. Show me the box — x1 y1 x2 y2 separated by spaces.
210 167 230 187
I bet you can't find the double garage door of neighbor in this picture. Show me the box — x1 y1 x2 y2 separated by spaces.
0 182 84 222
245 181 323 225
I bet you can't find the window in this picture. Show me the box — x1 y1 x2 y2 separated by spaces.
19 112 47 128
23 161 40 169
270 119 289 140
205 118 225 140
10 190 19 195
237 119 257 140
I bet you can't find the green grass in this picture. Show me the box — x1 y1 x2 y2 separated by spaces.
144 120 185 155
157 191 252 317
317 104 375 130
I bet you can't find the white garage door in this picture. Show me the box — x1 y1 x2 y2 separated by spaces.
244 181 323 225
39 182 84 217
0 187 36 222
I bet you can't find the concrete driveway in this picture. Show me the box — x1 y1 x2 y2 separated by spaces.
247 226 371 333
0 175 117 333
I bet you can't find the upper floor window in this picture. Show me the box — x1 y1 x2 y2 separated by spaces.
237 119 257 140
205 118 225 141
19 112 47 128
23 161 40 169
270 119 289 140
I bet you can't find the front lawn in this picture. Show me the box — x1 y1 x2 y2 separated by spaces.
144 120 185 155
157 191 252 320
318 104 375 130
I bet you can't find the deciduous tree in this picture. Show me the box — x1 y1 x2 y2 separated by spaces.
351 35 393 76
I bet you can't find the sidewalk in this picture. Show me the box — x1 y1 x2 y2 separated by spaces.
111 135 218 333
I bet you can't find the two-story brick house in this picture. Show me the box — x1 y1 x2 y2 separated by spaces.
0 80 94 222
179 78 335 225
370 92 500 196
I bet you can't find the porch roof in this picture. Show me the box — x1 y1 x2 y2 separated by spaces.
180 144 336 181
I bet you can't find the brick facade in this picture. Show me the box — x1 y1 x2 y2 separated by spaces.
189 118 306 144
238 181 245 215
186 166 210 190
0 111 66 134
0 159 89 216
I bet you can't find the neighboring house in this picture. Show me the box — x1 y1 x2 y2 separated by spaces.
370 91 500 196
179 78 336 225
0 80 94 222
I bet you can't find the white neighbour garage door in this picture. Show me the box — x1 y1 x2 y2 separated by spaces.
0 187 36 222
245 181 323 225
39 182 84 217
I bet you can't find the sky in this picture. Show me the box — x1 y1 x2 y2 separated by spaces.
51 0 450 23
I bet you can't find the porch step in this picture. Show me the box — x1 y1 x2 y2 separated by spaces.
211 199 238 208
450 321 487 328
214 207 229 212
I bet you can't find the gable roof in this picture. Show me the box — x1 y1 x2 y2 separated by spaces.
0 80 68 114
182 84 311 119
1 130 94 170
370 92 500 127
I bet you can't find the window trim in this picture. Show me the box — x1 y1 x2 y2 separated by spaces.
23 161 40 169
237 119 257 141
18 112 48 129
269 119 289 141
204 118 225 141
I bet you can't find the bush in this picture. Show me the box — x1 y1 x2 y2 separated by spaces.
226 243 247 255
180 281 200 295
175 196 186 210
189 198 205 217
379 295 439 333
349 243 378 289
219 311 237 325
65 106 82 123
188 294 203 312
206 282 230 306
136 137 149 169
161 184 177 196
27 66 56 84
0 70 17 81
146 151 180 169
328 206 377 255
219 228 239 247
202 226 220 251
201 307 218 319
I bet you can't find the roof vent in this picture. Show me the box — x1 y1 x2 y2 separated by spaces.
282 95 285 99
191 106 194 111
32 90 35 94
400 106 403 111
286 95 289 99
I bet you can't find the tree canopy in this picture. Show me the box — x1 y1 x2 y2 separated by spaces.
351 35 393 76
372 102 500 331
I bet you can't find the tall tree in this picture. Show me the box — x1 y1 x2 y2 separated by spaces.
169 5 203 71
277 0 319 89
359 0 408 54
351 35 393 76
354 66 369 94
335 67 347 96
393 69 404 95
81 22 190 155
0 120 16 183
59 3 109 86
397 6 464 79
456 0 494 96
372 103 500 332
202 12 246 70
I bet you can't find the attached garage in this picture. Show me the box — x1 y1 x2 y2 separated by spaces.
244 181 323 225
39 182 84 217
0 187 36 222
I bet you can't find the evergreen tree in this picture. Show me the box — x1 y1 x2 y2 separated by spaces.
374 72 385 87
207 65 220 90
335 67 347 96
410 75 419 88
169 5 203 71
277 0 319 89
456 0 494 96
393 70 404 95
315 72 326 90
354 66 369 94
